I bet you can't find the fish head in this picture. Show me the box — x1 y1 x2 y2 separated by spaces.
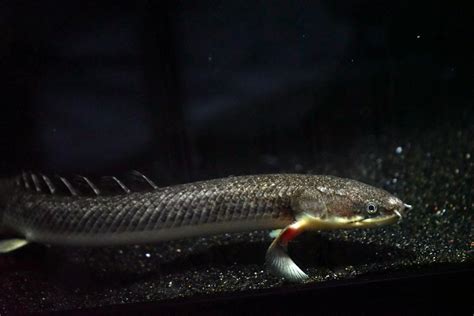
298 176 412 229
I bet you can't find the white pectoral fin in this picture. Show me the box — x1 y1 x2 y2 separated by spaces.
268 229 282 238
265 220 309 282
0 238 29 253
266 240 308 282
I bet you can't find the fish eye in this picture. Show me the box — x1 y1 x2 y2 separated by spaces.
366 202 378 214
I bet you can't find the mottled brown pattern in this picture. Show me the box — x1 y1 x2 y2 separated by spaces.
0 174 399 245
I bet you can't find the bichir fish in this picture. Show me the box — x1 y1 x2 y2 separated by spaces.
0 173 412 282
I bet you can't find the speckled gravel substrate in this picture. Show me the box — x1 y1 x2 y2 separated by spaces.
0 126 472 314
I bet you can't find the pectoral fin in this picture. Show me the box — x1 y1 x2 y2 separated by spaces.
268 229 282 238
266 238 308 282
0 238 29 253
265 219 309 282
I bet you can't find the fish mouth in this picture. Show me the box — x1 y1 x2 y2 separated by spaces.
302 205 410 230
352 214 399 227
352 204 411 227
302 213 400 230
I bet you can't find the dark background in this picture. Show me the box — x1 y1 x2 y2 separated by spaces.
1 0 472 181
0 0 472 313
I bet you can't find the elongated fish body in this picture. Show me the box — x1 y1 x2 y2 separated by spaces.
1 175 298 245
0 173 412 282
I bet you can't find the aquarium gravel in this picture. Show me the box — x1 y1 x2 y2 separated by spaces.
0 126 472 314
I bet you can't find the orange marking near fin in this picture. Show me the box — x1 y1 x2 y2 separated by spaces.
279 220 307 246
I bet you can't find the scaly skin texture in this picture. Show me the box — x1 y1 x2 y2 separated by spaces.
0 174 404 246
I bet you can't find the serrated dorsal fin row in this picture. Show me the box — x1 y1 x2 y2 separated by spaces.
16 170 158 196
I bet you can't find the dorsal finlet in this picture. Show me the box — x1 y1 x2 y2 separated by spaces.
30 173 42 192
58 176 78 196
131 170 158 190
16 170 158 196
107 176 131 194
79 176 101 195
40 174 56 194
22 171 31 190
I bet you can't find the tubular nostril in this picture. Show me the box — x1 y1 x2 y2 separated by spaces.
404 203 413 210
393 209 403 219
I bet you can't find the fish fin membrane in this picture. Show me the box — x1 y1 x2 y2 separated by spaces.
265 242 309 282
268 229 282 238
0 238 29 253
